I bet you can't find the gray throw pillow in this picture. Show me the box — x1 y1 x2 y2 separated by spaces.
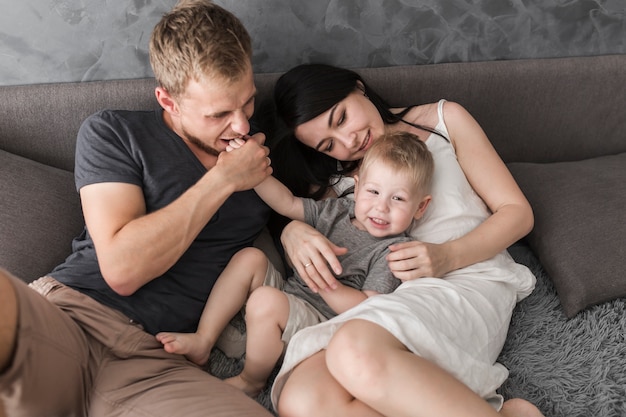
0 150 84 283
507 153 626 317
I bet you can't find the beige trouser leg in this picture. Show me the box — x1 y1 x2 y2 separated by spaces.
0 271 273 417
0 269 18 417
0 269 18 374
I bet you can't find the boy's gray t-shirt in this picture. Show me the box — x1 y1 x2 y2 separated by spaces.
49 109 271 335
283 198 411 319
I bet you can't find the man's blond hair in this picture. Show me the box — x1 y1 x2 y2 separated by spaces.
149 1 252 98
360 131 434 194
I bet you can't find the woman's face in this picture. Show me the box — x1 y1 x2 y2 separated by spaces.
294 90 386 161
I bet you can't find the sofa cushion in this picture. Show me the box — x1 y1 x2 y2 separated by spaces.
507 153 626 317
0 150 84 283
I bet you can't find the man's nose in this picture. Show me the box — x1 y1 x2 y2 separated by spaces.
231 110 250 135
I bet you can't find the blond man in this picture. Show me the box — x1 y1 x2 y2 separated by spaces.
0 2 274 416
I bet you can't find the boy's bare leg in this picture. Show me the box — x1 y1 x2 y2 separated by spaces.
225 286 289 397
156 248 268 365
0 270 18 375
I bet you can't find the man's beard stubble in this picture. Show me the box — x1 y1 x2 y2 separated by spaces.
182 126 220 157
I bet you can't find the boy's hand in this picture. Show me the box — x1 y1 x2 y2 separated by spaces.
226 137 247 152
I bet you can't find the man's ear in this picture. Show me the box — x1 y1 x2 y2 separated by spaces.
155 87 179 116
413 195 432 220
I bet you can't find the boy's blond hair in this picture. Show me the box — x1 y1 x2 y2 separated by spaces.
149 1 252 98
360 131 434 193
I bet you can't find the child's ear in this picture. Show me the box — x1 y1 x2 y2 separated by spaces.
353 174 360 197
413 195 432 220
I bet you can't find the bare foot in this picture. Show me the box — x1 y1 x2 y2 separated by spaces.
224 374 265 398
500 398 545 417
155 332 211 365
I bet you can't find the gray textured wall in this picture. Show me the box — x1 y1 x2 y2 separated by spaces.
1 0 624 86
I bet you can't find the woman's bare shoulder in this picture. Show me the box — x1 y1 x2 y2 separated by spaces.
394 102 441 128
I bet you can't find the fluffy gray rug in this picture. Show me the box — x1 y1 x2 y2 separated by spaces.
499 243 626 417
205 314 277 413
207 243 626 417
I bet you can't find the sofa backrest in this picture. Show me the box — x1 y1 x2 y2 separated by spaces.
358 55 626 163
1 55 624 282
1 55 625 173
1 78 160 172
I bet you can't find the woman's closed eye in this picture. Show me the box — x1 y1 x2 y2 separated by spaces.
337 110 346 126
322 111 346 152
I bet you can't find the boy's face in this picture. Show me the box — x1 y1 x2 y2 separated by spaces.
353 160 429 238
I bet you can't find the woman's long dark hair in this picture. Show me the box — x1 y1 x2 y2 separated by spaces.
270 63 442 199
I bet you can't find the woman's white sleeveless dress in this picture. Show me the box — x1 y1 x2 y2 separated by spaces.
270 100 536 409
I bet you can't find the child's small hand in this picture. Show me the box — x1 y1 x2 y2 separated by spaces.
226 137 247 152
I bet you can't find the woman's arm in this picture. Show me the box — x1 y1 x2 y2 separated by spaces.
443 101 533 265
387 101 533 280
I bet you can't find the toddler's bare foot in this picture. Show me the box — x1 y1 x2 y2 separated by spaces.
224 374 265 398
500 398 545 417
155 332 212 365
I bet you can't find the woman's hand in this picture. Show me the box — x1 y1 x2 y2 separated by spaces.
281 220 348 292
386 240 452 281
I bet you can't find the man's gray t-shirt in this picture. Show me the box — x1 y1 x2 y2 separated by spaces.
283 198 411 319
49 109 271 335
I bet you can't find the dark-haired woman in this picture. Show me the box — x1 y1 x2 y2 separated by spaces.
268 64 544 417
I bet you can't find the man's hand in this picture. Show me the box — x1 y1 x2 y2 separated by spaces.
216 132 272 192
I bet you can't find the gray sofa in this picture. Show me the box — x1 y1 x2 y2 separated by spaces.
1 54 625 417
